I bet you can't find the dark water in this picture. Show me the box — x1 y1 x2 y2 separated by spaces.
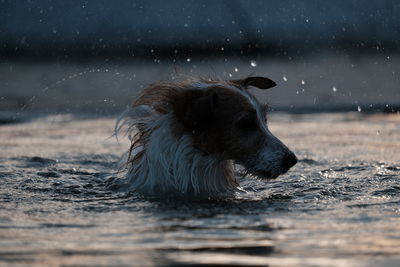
1 152 399 266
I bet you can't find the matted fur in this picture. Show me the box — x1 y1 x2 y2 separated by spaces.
117 113 238 195
115 76 296 196
115 78 241 195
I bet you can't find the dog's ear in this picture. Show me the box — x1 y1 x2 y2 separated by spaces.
231 76 276 90
180 90 218 131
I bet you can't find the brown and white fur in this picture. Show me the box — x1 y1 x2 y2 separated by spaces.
115 76 297 196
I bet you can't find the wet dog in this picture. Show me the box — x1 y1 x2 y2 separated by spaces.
115 76 297 196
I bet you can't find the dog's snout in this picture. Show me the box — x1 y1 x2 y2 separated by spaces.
281 151 297 170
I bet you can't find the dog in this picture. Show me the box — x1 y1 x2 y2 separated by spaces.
115 76 297 196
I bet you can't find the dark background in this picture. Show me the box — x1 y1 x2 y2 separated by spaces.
2 0 400 58
1 0 399 118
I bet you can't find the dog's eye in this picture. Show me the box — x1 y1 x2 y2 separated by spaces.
262 104 269 114
236 114 258 131
261 105 269 123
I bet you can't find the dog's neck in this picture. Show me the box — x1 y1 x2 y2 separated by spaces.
120 113 239 195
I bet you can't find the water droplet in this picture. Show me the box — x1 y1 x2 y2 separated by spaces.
184 23 188 27
332 86 337 92
186 58 191 62
250 60 257 67
228 73 232 77
234 67 238 72
357 106 362 112
301 80 305 85
296 90 299 94
283 76 288 82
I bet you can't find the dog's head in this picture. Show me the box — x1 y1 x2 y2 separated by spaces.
172 76 297 179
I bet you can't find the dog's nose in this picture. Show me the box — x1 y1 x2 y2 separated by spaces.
281 151 297 170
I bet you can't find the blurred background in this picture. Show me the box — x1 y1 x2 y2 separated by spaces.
1 0 400 120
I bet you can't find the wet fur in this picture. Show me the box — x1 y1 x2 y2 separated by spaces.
115 77 296 196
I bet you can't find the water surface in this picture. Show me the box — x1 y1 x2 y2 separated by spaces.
0 113 399 266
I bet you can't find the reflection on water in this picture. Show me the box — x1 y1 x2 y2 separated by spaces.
1 152 400 266
0 113 400 266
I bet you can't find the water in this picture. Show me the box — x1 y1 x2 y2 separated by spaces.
0 113 400 266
